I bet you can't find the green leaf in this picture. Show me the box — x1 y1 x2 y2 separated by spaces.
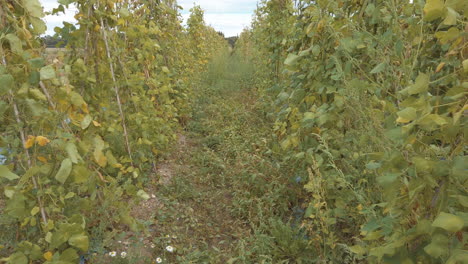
93 136 107 167
50 232 67 249
435 27 461 44
119 7 130 17
417 114 448 131
55 158 72 184
397 107 417 122
28 58 45 69
0 165 20 181
446 250 468 264
5 193 28 219
17 241 42 260
81 115 92 130
22 0 44 17
29 88 47 101
58 0 74 4
59 248 79 262
70 92 86 107
349 245 366 255
137 189 150 200
445 0 467 12
30 17 47 34
66 142 82 164
30 206 39 216
443 7 458 25
370 62 386 74
401 73 429 95
105 150 118 167
366 162 381 170
432 212 464 232
0 74 14 95
0 101 8 122
413 157 433 171
423 0 446 21
463 59 468 73
5 34 23 54
452 195 468 207
25 98 46 117
6 252 28 264
376 173 399 186
71 165 90 183
284 53 300 66
424 233 448 258
40 65 56 80
68 234 89 251
4 187 15 199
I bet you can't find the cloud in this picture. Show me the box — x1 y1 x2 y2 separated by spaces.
40 0 257 36
178 0 258 14
41 0 77 35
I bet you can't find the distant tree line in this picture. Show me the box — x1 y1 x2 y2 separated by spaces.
41 35 67 48
225 36 238 48
42 33 238 49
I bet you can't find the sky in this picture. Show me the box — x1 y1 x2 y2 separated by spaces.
40 0 258 37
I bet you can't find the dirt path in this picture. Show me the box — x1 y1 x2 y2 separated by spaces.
91 53 302 264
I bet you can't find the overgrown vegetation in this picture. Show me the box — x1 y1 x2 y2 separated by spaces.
1 0 466 263
0 0 225 263
237 0 467 263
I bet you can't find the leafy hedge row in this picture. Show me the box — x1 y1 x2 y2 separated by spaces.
0 0 226 263
241 0 467 262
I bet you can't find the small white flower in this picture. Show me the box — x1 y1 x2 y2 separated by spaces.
172 235 177 239
121 252 127 258
150 243 156 248
109 251 117 257
165 235 170 238
165 246 174 253
118 240 122 243
156 257 163 263
151 194 156 198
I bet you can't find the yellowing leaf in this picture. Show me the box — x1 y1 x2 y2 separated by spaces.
35 136 50 146
435 62 446 73
29 88 47 101
92 120 101 127
43 251 53 261
423 0 446 21
37 156 47 163
396 117 411 123
432 212 464 232
93 136 107 167
31 206 40 216
25 135 36 149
